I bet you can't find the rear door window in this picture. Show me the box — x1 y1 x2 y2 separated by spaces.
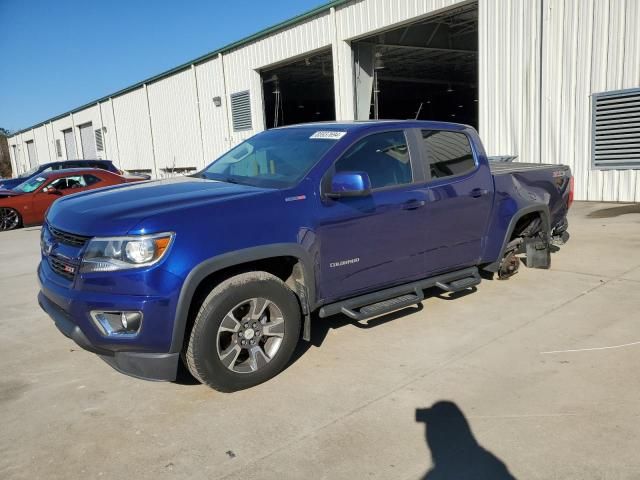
334 131 413 189
421 130 476 180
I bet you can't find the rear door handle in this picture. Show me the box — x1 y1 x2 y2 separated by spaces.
470 188 489 198
402 199 426 210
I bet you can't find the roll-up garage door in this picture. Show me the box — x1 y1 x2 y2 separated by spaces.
63 128 77 160
26 140 37 168
79 123 97 159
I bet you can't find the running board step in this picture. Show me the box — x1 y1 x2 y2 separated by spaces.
341 289 424 321
318 266 480 320
435 271 481 293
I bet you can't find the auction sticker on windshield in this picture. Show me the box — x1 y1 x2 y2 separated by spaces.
310 131 347 140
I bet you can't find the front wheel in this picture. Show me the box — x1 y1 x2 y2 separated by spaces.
0 208 21 231
185 272 301 392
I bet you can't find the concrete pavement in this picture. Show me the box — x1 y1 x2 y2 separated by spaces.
1 201 639 479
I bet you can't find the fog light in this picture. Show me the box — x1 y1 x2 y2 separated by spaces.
90 311 143 337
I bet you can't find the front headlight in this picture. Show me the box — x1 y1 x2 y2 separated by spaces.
80 232 174 273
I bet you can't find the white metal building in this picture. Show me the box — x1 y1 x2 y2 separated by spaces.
7 0 640 201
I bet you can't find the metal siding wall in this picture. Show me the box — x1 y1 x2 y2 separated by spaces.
479 0 542 167
621 0 640 201
147 69 204 172
195 57 231 160
111 88 155 173
51 117 73 161
543 0 640 202
33 126 50 164
482 0 639 202
99 101 121 166
222 11 334 144
335 0 460 38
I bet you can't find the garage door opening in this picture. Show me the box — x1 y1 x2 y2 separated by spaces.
353 2 478 127
262 49 335 129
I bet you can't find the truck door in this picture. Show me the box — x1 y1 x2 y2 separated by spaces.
316 130 429 302
417 129 493 275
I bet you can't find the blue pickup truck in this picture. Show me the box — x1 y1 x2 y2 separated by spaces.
38 121 573 391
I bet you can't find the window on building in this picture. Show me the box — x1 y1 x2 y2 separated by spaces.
421 130 476 180
592 88 640 169
55 140 63 158
335 131 413 189
230 91 252 131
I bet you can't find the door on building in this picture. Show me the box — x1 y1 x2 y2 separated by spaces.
78 123 97 159
12 145 22 172
63 128 77 160
26 141 37 168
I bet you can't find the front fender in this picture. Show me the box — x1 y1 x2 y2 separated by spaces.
168 243 316 353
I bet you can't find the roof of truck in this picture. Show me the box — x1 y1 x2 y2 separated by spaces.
278 120 474 132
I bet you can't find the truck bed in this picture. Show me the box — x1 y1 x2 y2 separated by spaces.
489 161 567 175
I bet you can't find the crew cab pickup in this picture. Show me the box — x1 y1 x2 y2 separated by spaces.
38 121 573 391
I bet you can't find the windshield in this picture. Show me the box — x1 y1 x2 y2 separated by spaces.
13 176 48 193
200 128 344 188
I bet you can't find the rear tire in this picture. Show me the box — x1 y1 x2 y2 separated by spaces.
0 208 21 231
185 272 301 392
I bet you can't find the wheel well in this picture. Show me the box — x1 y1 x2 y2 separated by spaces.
182 256 304 350
509 212 544 241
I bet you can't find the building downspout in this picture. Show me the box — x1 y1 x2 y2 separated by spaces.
192 64 207 168
219 52 233 149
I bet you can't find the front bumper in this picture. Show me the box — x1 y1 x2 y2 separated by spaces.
38 260 182 381
39 291 179 381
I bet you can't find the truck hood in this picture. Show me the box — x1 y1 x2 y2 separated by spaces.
46 176 271 236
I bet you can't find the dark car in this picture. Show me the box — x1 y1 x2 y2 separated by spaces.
0 160 127 190
38 121 573 392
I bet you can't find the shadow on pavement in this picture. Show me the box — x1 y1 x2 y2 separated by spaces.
587 204 640 218
416 401 516 480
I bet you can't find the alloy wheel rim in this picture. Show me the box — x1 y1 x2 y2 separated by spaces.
216 297 285 374
0 208 19 231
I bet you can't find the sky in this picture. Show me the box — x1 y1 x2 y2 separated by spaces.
0 0 327 132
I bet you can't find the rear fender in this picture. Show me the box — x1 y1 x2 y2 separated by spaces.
484 205 550 272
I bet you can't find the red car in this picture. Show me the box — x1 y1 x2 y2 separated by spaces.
0 168 146 231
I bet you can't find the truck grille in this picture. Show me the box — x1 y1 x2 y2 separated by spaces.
48 224 90 247
49 256 78 280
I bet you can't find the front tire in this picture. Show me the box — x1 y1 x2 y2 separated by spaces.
0 208 21 231
185 272 301 392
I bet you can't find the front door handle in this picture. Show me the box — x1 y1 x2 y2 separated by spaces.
470 188 489 198
402 199 426 210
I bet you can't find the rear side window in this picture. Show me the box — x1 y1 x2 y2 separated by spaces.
421 130 476 180
84 174 102 186
335 131 412 189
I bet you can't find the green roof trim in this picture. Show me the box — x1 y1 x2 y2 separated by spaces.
12 0 351 136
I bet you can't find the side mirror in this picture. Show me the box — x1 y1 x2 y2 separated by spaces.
327 171 372 198
45 187 62 195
